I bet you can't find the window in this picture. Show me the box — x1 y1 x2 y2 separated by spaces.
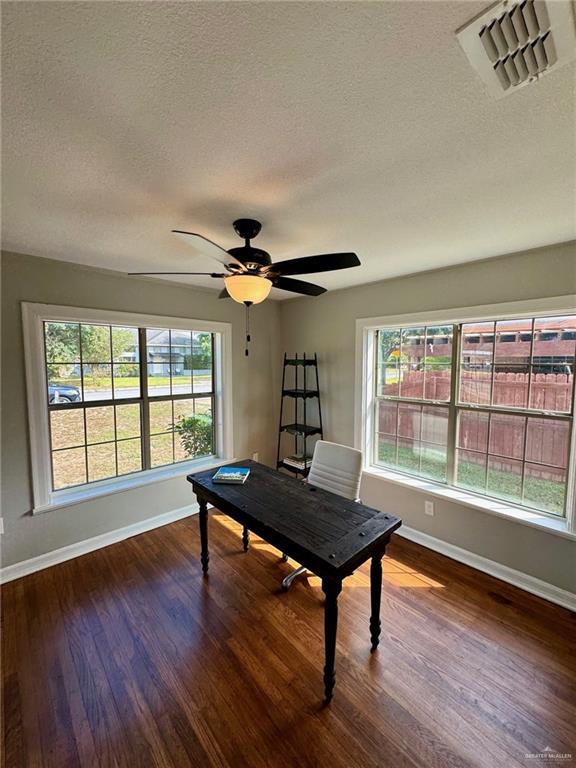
24 304 233 511
369 314 576 518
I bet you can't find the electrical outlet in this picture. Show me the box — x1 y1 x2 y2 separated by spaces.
424 501 435 516
252 452 259 462
0 517 4 535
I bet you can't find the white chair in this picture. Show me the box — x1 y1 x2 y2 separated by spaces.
281 440 363 591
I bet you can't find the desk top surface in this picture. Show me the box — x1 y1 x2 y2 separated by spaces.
188 460 401 577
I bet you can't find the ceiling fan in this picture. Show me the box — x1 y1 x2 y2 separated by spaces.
129 218 361 305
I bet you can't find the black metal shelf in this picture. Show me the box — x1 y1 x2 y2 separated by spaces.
277 353 324 476
285 358 317 367
280 423 322 437
282 389 319 399
276 460 311 476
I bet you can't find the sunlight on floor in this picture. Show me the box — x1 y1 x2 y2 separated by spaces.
212 513 445 589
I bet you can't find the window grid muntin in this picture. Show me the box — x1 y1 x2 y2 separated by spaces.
45 321 216 492
374 315 575 518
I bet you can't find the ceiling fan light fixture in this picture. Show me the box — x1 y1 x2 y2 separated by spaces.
224 274 272 305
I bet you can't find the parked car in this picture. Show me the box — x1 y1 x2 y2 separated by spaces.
48 384 81 403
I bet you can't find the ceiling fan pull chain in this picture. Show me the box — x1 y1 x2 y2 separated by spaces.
245 301 252 356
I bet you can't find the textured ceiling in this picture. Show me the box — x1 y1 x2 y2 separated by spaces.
2 1 575 299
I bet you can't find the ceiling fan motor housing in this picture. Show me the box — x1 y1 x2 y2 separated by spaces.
227 245 271 268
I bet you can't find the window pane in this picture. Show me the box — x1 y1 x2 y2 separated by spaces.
173 401 213 461
50 410 85 450
147 329 171 396
424 327 452 401
171 364 192 395
488 413 525 460
379 363 400 397
377 329 401 397
115 404 141 440
456 449 487 493
532 316 576 365
52 447 86 489
117 439 142 476
86 406 115 445
150 433 173 467
523 463 566 515
112 326 139 362
81 324 111 363
44 322 80 362
460 322 494 405
398 403 421 439
457 410 489 453
82 364 112 401
399 367 424 399
194 397 212 415
87 442 116 482
486 456 523 504
492 319 531 408
420 443 447 482
525 418 570 468
397 438 420 473
377 400 398 436
113 363 140 399
530 316 576 412
376 433 396 465
47 367 82 404
422 406 448 446
193 332 213 394
149 400 173 434
147 363 171 397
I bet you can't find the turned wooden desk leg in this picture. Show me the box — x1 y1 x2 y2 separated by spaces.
242 525 250 552
322 578 342 703
370 550 384 651
198 498 209 575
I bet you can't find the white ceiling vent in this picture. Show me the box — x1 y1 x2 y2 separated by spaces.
456 0 576 98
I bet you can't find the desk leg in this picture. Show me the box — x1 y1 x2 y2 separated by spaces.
322 578 342 703
370 551 384 651
198 498 209 575
242 526 250 552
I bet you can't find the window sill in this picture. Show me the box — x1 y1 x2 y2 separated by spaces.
33 456 236 514
363 464 576 541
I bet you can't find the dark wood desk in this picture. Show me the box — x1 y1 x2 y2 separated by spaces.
187 460 402 702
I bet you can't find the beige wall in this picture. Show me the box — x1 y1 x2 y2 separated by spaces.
2 244 576 594
280 241 576 593
1 251 281 567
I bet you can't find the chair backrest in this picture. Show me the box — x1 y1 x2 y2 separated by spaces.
307 440 362 501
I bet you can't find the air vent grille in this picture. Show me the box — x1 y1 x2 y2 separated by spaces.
457 0 575 98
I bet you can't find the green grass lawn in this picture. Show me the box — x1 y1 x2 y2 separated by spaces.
377 442 564 515
50 400 212 489
51 374 212 390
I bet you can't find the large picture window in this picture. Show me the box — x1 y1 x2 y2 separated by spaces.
24 304 233 511
370 313 576 518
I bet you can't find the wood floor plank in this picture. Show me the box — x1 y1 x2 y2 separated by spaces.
2 511 575 768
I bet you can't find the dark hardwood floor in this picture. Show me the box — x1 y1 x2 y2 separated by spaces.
2 511 575 768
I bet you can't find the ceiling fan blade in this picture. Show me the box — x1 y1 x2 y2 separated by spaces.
273 276 326 296
271 252 360 276
128 271 225 277
172 230 242 267
218 288 230 299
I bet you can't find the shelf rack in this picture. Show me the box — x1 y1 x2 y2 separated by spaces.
276 353 323 476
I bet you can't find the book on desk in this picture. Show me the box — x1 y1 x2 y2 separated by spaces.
212 466 250 484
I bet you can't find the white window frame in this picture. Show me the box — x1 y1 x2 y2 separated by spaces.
22 302 234 513
355 295 576 538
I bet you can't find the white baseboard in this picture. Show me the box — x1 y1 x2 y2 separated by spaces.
3 507 574 613
0 503 198 584
396 526 576 613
